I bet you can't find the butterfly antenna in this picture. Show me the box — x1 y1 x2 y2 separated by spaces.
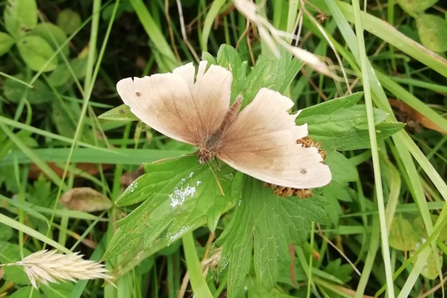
207 162 225 196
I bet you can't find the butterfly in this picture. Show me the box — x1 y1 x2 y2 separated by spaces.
116 61 331 189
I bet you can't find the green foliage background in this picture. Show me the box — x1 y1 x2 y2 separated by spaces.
0 0 446 297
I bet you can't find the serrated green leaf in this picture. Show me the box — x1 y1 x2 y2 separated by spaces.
324 259 353 283
389 215 421 251
31 23 70 60
237 52 302 109
4 0 38 37
217 44 246 103
4 74 56 104
104 156 234 259
325 150 358 183
397 0 438 15
28 175 53 208
217 176 327 297
0 242 32 284
57 9 82 35
0 31 14 56
98 104 139 121
17 35 57 72
416 14 447 53
255 48 304 94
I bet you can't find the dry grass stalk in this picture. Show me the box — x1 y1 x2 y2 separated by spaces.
0 250 112 289
233 0 333 77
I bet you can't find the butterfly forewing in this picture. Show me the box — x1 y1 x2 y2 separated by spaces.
117 61 232 146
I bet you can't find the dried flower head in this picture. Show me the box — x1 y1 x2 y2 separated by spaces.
1 250 112 289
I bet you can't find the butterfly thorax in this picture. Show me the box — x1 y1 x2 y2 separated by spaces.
197 95 243 165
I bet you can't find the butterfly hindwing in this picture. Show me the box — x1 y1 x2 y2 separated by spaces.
217 88 332 189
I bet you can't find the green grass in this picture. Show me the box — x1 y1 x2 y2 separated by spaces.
1 0 447 297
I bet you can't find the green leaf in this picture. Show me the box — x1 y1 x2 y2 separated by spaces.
237 51 302 108
255 48 304 94
41 283 74 298
324 259 353 283
217 176 327 297
4 74 56 104
98 104 139 121
412 249 443 280
0 31 15 56
52 102 77 137
4 0 38 37
389 215 421 251
0 242 32 284
297 98 404 150
47 63 71 87
17 35 57 72
316 121 403 151
325 150 358 183
201 51 217 65
413 215 447 241
104 156 234 259
416 14 447 53
298 92 364 117
396 0 438 15
28 175 53 208
0 223 13 241
217 44 247 103
57 9 82 35
31 23 70 60
9 287 40 298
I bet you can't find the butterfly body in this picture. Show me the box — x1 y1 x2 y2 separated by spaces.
198 95 243 165
117 61 332 190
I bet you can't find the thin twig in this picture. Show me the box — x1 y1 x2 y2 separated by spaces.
317 225 361 276
165 0 182 64
176 0 200 63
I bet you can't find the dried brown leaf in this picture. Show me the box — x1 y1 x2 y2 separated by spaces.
60 187 112 212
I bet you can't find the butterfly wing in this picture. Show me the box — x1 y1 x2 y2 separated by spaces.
116 61 232 145
216 88 332 189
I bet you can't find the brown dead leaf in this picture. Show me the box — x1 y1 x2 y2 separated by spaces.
60 187 112 212
389 98 447 134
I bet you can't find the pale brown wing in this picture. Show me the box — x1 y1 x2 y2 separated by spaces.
116 61 232 145
174 62 233 137
216 88 332 189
